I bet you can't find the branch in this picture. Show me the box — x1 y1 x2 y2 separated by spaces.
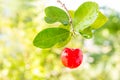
57 0 75 35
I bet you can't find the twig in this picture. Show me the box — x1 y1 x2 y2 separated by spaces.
57 0 75 36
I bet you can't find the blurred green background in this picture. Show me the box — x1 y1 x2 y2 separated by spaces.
0 0 120 80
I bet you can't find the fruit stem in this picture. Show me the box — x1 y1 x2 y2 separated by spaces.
57 0 76 36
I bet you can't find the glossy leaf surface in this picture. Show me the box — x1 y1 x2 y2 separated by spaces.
73 2 99 31
33 28 70 48
44 6 69 26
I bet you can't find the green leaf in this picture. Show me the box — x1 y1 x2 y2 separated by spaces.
79 11 108 39
54 25 71 47
44 6 69 26
33 28 70 48
59 24 71 30
68 10 75 19
79 27 93 39
91 11 108 29
73 1 99 31
55 35 71 48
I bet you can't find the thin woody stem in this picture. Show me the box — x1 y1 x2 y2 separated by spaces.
57 0 75 36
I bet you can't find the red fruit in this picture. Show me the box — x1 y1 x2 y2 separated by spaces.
61 48 83 69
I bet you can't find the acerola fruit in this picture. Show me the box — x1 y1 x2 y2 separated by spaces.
61 48 83 69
